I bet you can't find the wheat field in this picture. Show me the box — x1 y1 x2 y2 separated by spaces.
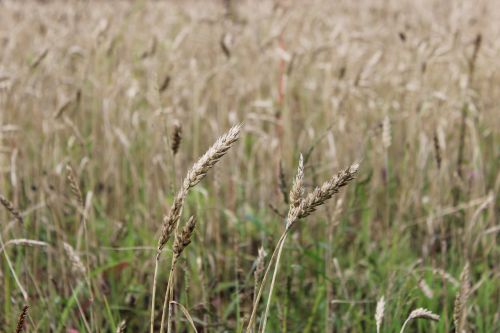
0 0 499 332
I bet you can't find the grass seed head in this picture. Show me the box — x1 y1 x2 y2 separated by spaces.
375 296 385 333
171 123 182 156
66 165 84 208
173 216 197 259
289 154 304 209
15 305 29 333
0 194 23 224
297 163 359 220
453 263 470 333
184 123 241 189
63 242 86 275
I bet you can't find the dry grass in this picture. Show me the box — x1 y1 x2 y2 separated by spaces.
0 0 498 332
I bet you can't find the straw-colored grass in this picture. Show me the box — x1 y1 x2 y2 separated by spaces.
0 0 498 331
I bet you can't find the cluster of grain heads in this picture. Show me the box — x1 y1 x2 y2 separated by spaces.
0 194 23 224
15 305 29 333
150 124 241 333
246 155 359 333
399 308 440 333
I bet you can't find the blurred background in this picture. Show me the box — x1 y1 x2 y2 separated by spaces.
0 0 498 332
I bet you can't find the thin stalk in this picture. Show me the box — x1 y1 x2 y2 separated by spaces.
245 232 287 332
150 251 161 333
259 231 288 333
399 318 411 333
167 268 175 333
160 256 177 333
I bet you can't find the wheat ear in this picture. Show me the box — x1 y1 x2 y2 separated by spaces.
453 263 470 333
375 296 385 333
0 194 23 224
66 165 84 208
400 308 440 333
170 123 182 156
15 305 29 333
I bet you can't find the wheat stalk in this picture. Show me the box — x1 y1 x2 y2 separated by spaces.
151 124 241 333
251 247 266 333
65 164 94 302
0 194 23 224
161 216 197 333
246 156 359 333
400 308 440 333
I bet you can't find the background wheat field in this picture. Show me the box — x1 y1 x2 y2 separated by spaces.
0 0 499 332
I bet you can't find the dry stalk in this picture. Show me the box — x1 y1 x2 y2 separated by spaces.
468 34 482 79
252 247 266 333
246 156 359 333
151 124 241 333
160 216 197 333
65 164 94 302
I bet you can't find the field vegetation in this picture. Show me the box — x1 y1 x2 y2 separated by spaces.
0 0 498 332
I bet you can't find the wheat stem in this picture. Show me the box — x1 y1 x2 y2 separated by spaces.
259 231 288 333
246 232 287 332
